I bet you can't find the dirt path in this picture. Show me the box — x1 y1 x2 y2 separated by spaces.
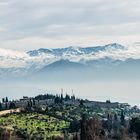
0 108 21 116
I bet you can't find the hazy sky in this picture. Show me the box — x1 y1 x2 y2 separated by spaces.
0 0 140 50
0 80 140 106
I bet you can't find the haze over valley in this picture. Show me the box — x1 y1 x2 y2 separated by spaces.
0 43 140 106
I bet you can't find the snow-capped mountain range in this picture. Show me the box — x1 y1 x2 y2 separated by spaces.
0 43 140 77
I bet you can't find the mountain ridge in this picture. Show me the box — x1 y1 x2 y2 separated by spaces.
0 43 140 78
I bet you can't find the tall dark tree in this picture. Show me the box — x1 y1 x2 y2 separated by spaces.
107 113 113 132
27 101 30 108
81 115 102 140
0 102 3 111
2 98 5 103
5 97 8 102
120 110 125 126
33 99 36 106
79 99 84 107
9 102 16 109
29 99 32 107
73 133 79 140
54 96 61 104
70 120 80 133
60 93 63 100
113 113 119 132
130 117 140 139
65 94 70 101
71 95 75 100
114 113 118 121
80 114 87 140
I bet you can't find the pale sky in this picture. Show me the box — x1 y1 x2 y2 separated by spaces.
0 0 140 50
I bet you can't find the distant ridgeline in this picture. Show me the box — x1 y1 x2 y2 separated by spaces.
0 43 140 80
0 93 132 111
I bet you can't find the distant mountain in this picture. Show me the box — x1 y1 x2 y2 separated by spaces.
40 59 85 72
27 43 125 57
0 43 140 79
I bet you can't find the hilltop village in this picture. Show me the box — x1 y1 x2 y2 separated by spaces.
0 93 140 140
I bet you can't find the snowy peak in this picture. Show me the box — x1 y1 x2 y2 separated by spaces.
0 43 130 70
27 43 126 57
104 43 125 50
27 48 53 56
0 42 140 77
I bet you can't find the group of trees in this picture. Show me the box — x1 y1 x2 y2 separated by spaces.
36 93 76 104
0 128 22 140
102 110 125 133
0 97 16 110
35 94 56 100
27 99 36 108
81 115 103 140
130 117 140 139
2 97 8 103
1 94 140 140
79 111 140 140
67 109 140 140
0 102 16 110
54 93 73 104
32 94 140 140
34 93 76 101
45 94 75 104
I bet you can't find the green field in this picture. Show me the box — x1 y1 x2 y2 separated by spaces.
0 113 69 139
